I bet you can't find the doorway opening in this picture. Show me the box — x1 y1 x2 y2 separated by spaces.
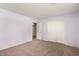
32 23 37 40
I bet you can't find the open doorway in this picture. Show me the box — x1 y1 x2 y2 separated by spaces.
32 23 37 40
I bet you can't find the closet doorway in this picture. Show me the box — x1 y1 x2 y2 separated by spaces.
32 23 37 40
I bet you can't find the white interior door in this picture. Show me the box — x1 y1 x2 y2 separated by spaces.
48 20 64 43
37 22 42 40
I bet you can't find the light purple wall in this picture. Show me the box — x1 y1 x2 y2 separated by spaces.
0 8 33 50
38 12 79 48
64 13 78 47
77 12 79 48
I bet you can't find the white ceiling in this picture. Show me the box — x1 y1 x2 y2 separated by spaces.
0 3 79 19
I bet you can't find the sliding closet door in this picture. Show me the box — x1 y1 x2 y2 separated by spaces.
48 20 64 43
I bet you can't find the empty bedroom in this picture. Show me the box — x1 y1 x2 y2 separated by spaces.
0 3 79 56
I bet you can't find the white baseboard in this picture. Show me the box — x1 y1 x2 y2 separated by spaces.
0 39 32 50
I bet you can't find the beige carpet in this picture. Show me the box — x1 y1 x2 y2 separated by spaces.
0 39 79 56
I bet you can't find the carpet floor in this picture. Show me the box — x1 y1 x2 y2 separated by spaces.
0 39 79 56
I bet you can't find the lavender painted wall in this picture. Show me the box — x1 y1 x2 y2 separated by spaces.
38 12 79 48
0 8 33 50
